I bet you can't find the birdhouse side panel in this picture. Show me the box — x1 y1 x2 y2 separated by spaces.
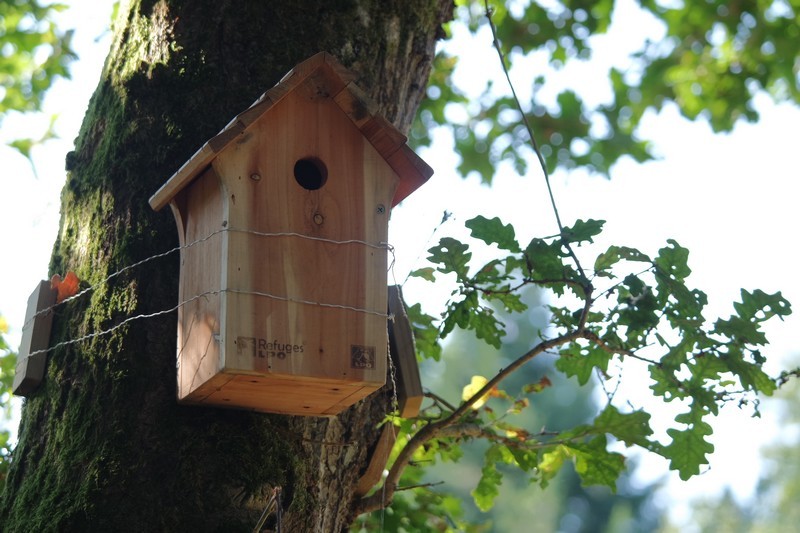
172 167 227 402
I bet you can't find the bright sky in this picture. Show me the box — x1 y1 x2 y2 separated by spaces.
1 1 798 528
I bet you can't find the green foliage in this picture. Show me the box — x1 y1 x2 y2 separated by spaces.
396 210 792 510
465 215 520 252
570 435 625 488
359 486 485 533
561 218 605 245
0 315 15 483
472 445 505 511
538 436 625 492
360 421 487 532
593 405 652 448
405 302 443 361
664 419 715 480
417 0 800 182
401 297 664 530
0 0 76 157
670 378 800 531
556 340 611 385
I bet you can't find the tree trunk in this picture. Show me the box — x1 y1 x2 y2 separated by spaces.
0 1 451 531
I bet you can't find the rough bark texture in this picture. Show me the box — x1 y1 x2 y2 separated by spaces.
0 1 452 531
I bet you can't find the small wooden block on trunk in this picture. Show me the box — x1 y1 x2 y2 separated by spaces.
13 280 57 397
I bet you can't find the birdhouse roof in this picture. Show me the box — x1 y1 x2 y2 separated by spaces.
149 52 433 211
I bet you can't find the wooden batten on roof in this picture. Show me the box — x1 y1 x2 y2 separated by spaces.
149 52 432 211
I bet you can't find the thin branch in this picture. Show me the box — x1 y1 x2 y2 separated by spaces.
396 481 445 492
598 356 624 402
777 367 800 388
354 331 581 516
595 266 655 301
467 276 587 296
577 287 595 331
436 423 485 440
483 0 588 283
424 391 457 412
452 333 582 422
402 210 453 285
582 330 661 365
483 1 551 222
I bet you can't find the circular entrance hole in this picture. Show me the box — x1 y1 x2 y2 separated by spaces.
294 157 328 190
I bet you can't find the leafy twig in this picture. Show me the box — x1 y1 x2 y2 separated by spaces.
354 331 581 515
396 481 445 492
466 276 587 295
424 391 457 412
777 368 800 388
583 331 661 365
402 210 454 285
595 267 655 300
483 0 588 283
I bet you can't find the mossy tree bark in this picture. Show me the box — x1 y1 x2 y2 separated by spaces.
1 1 451 531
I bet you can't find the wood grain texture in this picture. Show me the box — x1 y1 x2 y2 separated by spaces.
170 59 405 415
388 285 423 418
172 166 225 402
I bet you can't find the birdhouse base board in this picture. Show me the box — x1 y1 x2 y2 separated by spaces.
178 371 383 416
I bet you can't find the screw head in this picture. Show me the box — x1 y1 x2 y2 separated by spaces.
313 213 324 225
250 173 261 181
376 204 386 214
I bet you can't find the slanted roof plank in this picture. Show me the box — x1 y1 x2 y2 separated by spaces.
149 143 217 211
388 145 434 206
361 115 407 159
334 81 379 129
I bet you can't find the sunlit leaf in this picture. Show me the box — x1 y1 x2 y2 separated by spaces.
571 436 624 490
407 267 436 282
472 447 504 512
405 303 442 361
655 239 691 280
556 342 611 385
538 444 570 489
462 375 490 409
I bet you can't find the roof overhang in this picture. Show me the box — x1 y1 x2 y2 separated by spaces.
150 52 432 212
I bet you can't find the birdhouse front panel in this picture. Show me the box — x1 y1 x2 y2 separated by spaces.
151 53 433 416
210 81 396 414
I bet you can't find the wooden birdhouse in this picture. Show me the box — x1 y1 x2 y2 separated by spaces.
149 53 432 416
